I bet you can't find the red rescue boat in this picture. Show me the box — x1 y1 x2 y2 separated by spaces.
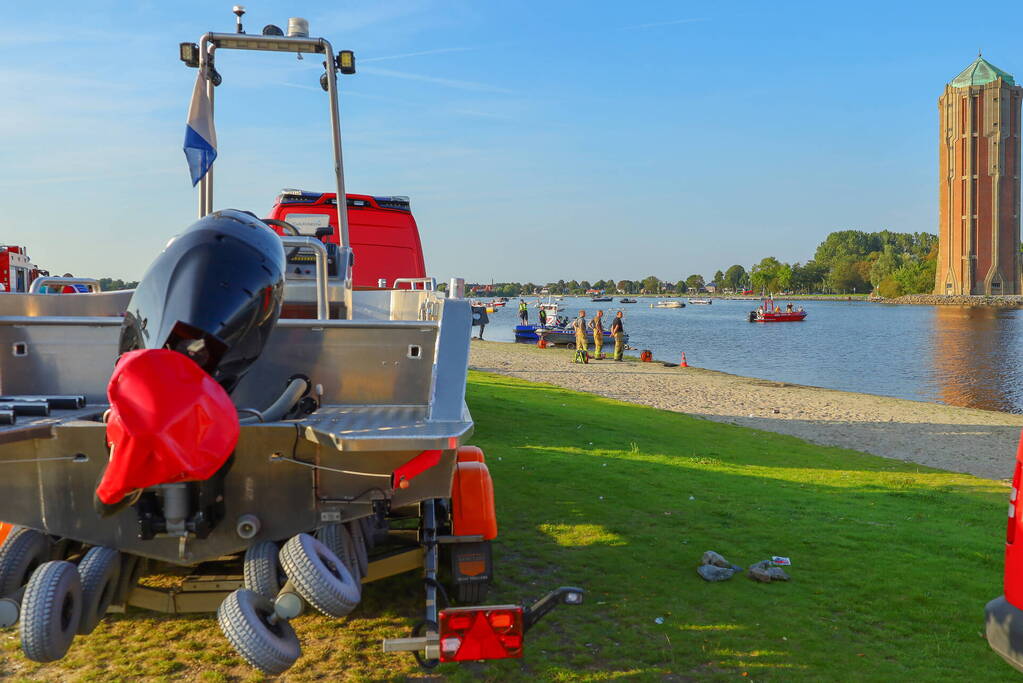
748 297 807 322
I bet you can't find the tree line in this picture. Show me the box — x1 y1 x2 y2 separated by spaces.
467 229 938 297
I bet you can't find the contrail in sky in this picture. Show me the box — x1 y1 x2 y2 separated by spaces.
622 17 709 30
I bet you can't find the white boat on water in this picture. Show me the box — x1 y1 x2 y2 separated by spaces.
688 298 712 305
651 300 685 308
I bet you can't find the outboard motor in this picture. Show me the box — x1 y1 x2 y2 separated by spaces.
95 210 286 523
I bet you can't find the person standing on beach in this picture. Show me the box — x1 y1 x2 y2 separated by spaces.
610 310 625 361
590 310 605 359
572 310 588 352
518 299 529 325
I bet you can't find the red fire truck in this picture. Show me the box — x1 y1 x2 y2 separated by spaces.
266 190 427 289
0 246 45 293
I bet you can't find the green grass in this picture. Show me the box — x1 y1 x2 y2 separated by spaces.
0 371 1012 680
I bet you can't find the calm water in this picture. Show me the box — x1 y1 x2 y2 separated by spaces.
481 297 1023 413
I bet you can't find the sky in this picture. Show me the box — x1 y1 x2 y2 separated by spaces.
1 1 1022 285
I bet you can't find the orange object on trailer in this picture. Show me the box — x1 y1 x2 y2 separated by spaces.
456 445 485 463
451 460 498 540
0 521 13 546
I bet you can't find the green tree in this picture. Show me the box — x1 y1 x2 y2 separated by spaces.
723 265 747 291
869 246 902 288
750 257 786 293
712 270 724 287
685 274 705 291
641 275 660 293
827 258 870 293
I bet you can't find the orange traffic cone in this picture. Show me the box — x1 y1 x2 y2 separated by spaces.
679 352 689 368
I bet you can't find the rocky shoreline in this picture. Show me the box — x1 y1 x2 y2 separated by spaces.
880 294 1023 307
469 341 1023 481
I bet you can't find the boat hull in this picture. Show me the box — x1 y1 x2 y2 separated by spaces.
538 329 629 346
751 312 807 322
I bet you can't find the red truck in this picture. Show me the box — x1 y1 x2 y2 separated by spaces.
266 189 427 289
986 437 1023 671
0 246 44 293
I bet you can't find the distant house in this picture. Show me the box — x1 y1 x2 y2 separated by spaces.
705 282 717 293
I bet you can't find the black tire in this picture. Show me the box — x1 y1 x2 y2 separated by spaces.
316 524 362 585
358 516 376 549
346 521 369 578
0 528 51 597
19 561 82 662
0 525 24 551
279 534 360 618
76 546 120 635
457 581 490 605
217 588 300 675
243 541 285 600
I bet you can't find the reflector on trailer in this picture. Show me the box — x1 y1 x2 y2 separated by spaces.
438 606 523 662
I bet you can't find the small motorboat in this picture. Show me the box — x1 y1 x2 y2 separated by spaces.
651 300 685 308
619 298 637 304
688 298 712 305
590 296 612 302
748 297 807 322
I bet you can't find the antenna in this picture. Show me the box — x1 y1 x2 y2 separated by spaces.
233 5 246 34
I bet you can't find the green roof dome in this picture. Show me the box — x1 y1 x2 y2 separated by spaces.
951 56 1015 87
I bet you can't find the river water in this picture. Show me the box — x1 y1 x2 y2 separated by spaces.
481 296 1023 414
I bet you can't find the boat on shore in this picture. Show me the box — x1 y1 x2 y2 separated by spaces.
538 328 628 346
651 300 685 308
688 298 712 305
748 297 807 322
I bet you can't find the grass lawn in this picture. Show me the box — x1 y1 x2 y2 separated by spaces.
0 370 1012 681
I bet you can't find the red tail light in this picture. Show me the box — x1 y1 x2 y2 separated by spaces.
438 606 523 662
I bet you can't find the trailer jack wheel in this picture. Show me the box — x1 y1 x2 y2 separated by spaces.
217 588 300 675
20 561 82 662
410 620 439 670
279 533 360 618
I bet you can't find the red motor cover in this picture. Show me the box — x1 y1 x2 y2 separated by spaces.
97 349 239 505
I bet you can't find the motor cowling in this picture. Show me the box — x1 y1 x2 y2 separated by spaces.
96 210 286 514
119 210 286 392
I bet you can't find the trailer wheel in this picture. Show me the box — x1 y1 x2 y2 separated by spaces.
0 528 51 597
243 541 285 600
20 561 82 662
316 524 362 584
76 546 120 634
279 534 359 618
346 521 369 578
217 588 300 675
457 580 490 604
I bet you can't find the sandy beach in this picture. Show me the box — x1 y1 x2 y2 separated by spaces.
469 341 1023 481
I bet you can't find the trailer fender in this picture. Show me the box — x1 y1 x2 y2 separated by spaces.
456 446 485 463
451 460 497 540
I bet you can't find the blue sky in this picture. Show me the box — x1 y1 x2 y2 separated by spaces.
1 1 1021 284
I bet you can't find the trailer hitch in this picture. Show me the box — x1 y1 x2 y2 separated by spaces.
523 585 584 632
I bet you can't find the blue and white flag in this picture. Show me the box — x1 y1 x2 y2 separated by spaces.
183 69 217 186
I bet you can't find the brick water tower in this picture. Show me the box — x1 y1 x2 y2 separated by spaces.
935 56 1023 295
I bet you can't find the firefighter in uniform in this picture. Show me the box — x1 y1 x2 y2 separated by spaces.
610 310 625 361
591 309 605 360
572 310 588 355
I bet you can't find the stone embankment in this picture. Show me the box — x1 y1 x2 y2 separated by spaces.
882 294 1023 307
